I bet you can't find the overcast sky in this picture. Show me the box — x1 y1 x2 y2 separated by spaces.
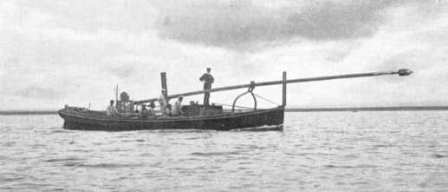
0 0 447 110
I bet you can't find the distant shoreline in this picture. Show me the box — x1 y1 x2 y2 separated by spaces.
285 106 448 112
0 111 58 115
1 106 448 115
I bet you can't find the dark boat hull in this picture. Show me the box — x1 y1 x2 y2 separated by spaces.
58 107 284 131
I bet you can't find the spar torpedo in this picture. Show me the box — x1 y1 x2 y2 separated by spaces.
58 68 412 131
134 69 413 105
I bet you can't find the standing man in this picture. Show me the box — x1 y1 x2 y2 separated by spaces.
199 67 214 105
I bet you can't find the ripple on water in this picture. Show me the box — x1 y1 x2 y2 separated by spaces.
3 141 16 147
432 153 447 158
371 144 395 148
323 164 377 169
121 139 146 143
0 173 25 183
64 162 145 169
70 149 92 153
50 130 70 134
0 155 8 160
190 151 246 156
45 157 85 163
184 137 203 140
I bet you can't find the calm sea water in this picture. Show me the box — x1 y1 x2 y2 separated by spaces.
1 112 448 192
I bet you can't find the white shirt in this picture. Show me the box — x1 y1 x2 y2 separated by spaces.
106 105 118 116
172 100 182 115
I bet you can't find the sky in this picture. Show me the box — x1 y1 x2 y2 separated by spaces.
0 0 447 110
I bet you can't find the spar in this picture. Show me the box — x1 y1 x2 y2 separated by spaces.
134 69 413 105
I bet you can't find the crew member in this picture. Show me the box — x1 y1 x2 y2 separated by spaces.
199 67 214 105
106 100 118 116
172 97 183 116
149 101 156 115
140 105 150 118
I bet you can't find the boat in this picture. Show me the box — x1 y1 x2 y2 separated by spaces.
58 69 412 131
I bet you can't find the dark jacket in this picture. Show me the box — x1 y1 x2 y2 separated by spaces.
199 73 214 89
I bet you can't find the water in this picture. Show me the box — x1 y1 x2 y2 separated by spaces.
1 112 448 191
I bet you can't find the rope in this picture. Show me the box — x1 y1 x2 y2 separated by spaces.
253 93 280 106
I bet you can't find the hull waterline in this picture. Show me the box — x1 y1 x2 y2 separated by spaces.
58 107 284 131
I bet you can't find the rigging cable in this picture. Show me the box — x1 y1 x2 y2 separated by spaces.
253 93 280 106
212 102 254 109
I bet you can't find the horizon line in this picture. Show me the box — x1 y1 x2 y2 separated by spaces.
2 105 448 115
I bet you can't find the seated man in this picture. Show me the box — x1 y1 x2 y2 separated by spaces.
106 100 118 116
140 105 150 118
149 101 156 115
172 97 183 116
166 104 172 116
